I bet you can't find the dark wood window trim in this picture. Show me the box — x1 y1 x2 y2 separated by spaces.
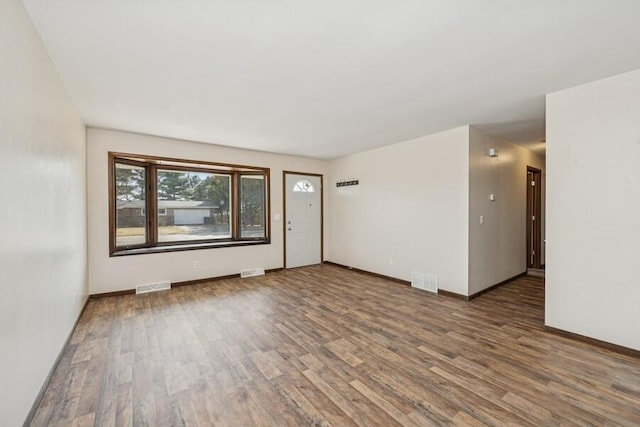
109 152 270 257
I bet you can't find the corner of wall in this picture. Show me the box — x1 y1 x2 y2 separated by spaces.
0 0 89 423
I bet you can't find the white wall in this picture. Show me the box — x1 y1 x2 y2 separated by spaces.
0 0 87 425
327 126 470 295
87 128 327 294
546 69 640 350
468 127 545 295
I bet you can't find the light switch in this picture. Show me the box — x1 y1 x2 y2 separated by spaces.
273 214 281 221
480 215 484 224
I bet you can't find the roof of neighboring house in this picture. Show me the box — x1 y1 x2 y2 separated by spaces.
117 200 220 209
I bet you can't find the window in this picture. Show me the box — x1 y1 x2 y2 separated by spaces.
110 152 270 256
293 179 314 192
240 175 266 239
156 169 232 243
145 208 168 215
114 162 147 248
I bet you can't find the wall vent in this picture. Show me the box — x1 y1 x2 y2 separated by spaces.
136 281 171 294
240 268 265 278
411 272 438 293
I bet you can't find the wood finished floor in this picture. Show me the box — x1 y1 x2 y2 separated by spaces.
31 265 640 426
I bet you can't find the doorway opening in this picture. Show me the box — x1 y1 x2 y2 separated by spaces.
526 166 543 272
283 171 323 268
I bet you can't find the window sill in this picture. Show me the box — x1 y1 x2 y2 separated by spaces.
110 239 270 257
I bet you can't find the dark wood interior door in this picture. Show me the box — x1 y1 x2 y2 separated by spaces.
526 167 542 269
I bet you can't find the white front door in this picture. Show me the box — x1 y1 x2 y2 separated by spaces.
285 173 322 268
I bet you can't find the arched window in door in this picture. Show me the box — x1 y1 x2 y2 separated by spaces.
293 180 315 193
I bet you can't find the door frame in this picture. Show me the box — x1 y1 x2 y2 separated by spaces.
282 171 324 269
526 166 542 269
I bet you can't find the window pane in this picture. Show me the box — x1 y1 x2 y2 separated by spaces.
157 170 231 242
115 163 146 246
293 179 314 192
240 175 266 239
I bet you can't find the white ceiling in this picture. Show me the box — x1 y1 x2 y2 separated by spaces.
22 0 640 159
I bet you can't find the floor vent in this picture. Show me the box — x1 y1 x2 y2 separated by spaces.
411 272 438 293
136 281 171 294
240 268 265 278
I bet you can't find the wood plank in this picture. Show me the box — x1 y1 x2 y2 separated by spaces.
28 265 640 426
